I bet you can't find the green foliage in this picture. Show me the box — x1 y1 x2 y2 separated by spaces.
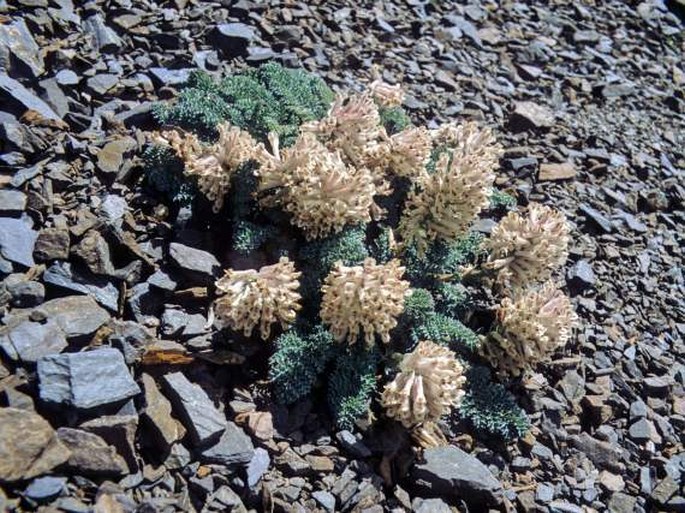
403 288 436 324
269 326 336 405
460 366 530 440
405 232 484 284
142 144 196 205
328 346 379 430
433 281 469 317
369 226 395 263
154 63 334 146
489 189 516 210
153 72 231 141
232 220 277 255
411 312 479 351
298 225 369 305
379 105 412 135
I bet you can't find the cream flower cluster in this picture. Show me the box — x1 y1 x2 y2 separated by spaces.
320 258 411 346
214 257 302 340
398 123 500 255
484 203 571 289
481 280 578 377
152 123 261 212
381 340 466 428
254 133 377 240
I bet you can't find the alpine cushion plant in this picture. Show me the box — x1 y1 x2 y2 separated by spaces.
144 62 578 443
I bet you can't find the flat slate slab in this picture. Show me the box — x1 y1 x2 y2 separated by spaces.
38 348 140 410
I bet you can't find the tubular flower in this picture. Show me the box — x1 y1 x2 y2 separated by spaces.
320 258 411 346
151 129 203 161
381 127 433 179
483 203 571 289
368 79 404 108
186 123 263 212
429 121 500 169
214 257 302 340
381 340 466 428
398 146 497 256
255 132 377 239
302 92 383 168
481 280 578 377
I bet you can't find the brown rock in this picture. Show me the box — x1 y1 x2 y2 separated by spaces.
33 228 70 262
141 373 185 450
97 137 136 175
306 455 334 473
511 101 555 130
539 162 576 181
0 407 71 482
57 427 127 477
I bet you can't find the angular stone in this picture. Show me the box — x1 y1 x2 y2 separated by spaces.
0 217 37 267
539 162 576 181
7 279 45 307
84 14 122 52
0 74 60 120
43 261 119 311
569 433 623 472
169 242 220 278
80 415 138 473
34 295 109 338
33 228 70 262
97 138 136 175
246 447 270 488
0 319 67 363
567 260 596 290
607 492 636 513
24 476 67 502
336 430 372 458
214 23 255 56
86 74 118 95
598 470 625 492
511 101 554 130
140 373 184 451
312 490 335 513
38 78 69 118
0 18 44 77
72 230 114 276
412 446 503 506
57 428 127 477
55 69 79 86
161 372 225 446
38 348 140 409
412 497 452 513
578 204 614 233
149 68 193 87
651 475 679 505
0 407 71 482
0 189 27 212
201 421 254 466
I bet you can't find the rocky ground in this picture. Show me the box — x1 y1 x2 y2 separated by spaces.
1 0 684 512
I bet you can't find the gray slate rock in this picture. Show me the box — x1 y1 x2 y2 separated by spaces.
336 430 372 458
149 67 194 87
215 23 256 55
412 497 452 513
0 18 44 77
511 101 554 130
0 217 38 267
579 204 614 233
161 371 225 446
0 190 27 212
567 259 596 290
412 446 502 506
169 242 220 278
24 476 67 502
6 279 44 307
0 74 60 120
43 261 119 311
84 14 122 52
141 373 184 450
34 295 109 338
312 490 336 513
38 348 140 409
0 319 67 363
246 447 270 488
201 421 255 466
